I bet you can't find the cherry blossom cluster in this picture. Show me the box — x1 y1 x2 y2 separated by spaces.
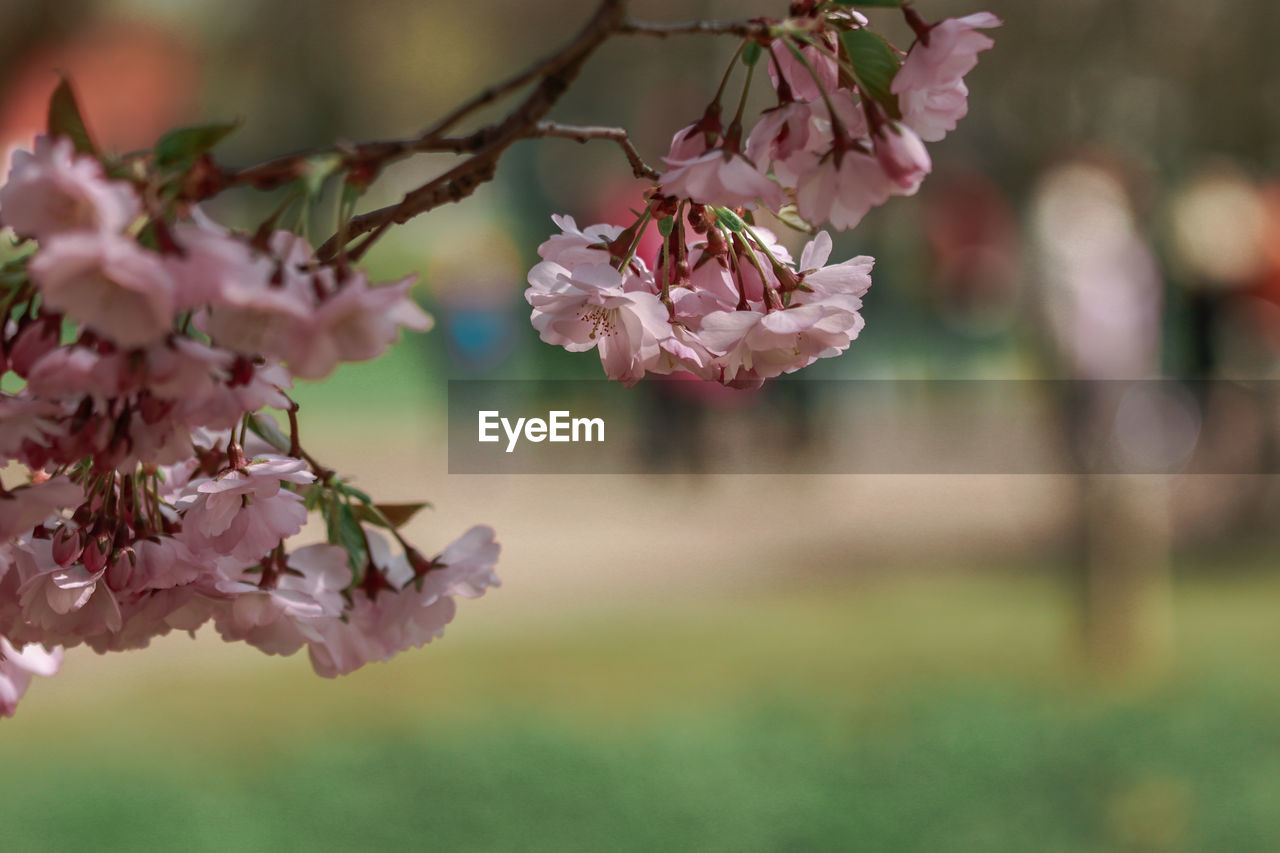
527 4 1000 385
0 128 499 716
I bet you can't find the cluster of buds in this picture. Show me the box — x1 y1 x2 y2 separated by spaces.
0 94 499 717
527 4 1000 385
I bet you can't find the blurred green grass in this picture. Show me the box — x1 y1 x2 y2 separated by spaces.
2 569 1279 852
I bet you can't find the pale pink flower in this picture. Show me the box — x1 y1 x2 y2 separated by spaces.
83 585 205 653
16 546 124 645
178 455 315 563
200 280 311 361
659 150 784 211
0 396 60 461
891 12 1002 142
872 122 932 193
30 231 177 348
287 271 433 380
26 345 127 399
179 359 292 431
794 149 893 231
306 526 499 678
666 123 710 161
538 215 624 268
648 321 715 379
0 477 82 540
798 231 876 301
7 318 61 378
699 300 866 381
167 219 275 310
428 524 502 599
0 636 62 717
0 135 139 239
213 544 349 656
767 35 839 102
745 103 814 172
526 261 672 385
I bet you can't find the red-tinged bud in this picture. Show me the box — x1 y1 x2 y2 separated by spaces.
359 564 396 601
229 357 255 387
181 153 227 202
9 317 61 377
226 441 248 471
51 526 84 567
872 122 932 194
83 532 113 574
106 546 136 590
405 547 439 578
136 394 172 426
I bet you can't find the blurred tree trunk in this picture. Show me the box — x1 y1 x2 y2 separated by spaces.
1074 474 1174 675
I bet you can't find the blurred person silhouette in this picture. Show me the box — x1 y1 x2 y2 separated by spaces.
1031 152 1174 674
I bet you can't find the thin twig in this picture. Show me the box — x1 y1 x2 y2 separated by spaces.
617 17 774 39
208 1 774 259
316 0 626 260
530 122 660 180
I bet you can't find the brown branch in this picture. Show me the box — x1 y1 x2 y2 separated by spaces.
530 121 660 180
617 17 775 40
316 0 626 260
206 1 772 260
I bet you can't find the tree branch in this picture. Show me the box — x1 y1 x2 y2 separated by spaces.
316 0 627 260
204 1 773 261
617 17 774 40
530 121 660 180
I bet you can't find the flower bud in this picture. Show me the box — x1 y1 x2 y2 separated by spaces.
872 122 932 194
82 531 113 574
51 526 84 567
9 318 61 377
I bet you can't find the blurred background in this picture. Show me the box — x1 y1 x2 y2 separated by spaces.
3 0 1280 850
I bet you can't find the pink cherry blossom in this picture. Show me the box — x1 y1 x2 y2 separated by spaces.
0 135 139 239
0 397 60 462
287 271 433 380
305 526 500 678
891 13 1002 142
213 544 349 656
746 103 814 173
794 149 894 231
0 636 62 717
872 122 932 193
29 231 177 348
767 35 839 103
178 454 315 562
659 149 784 211
0 477 83 540
699 299 866 382
167 218 275 311
798 231 875 301
526 260 673 385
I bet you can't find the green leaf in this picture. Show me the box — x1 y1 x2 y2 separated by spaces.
741 41 763 66
840 28 902 115
154 121 240 167
47 77 96 155
772 204 817 234
715 207 747 233
333 502 368 571
334 481 373 504
247 413 291 454
368 499 432 525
